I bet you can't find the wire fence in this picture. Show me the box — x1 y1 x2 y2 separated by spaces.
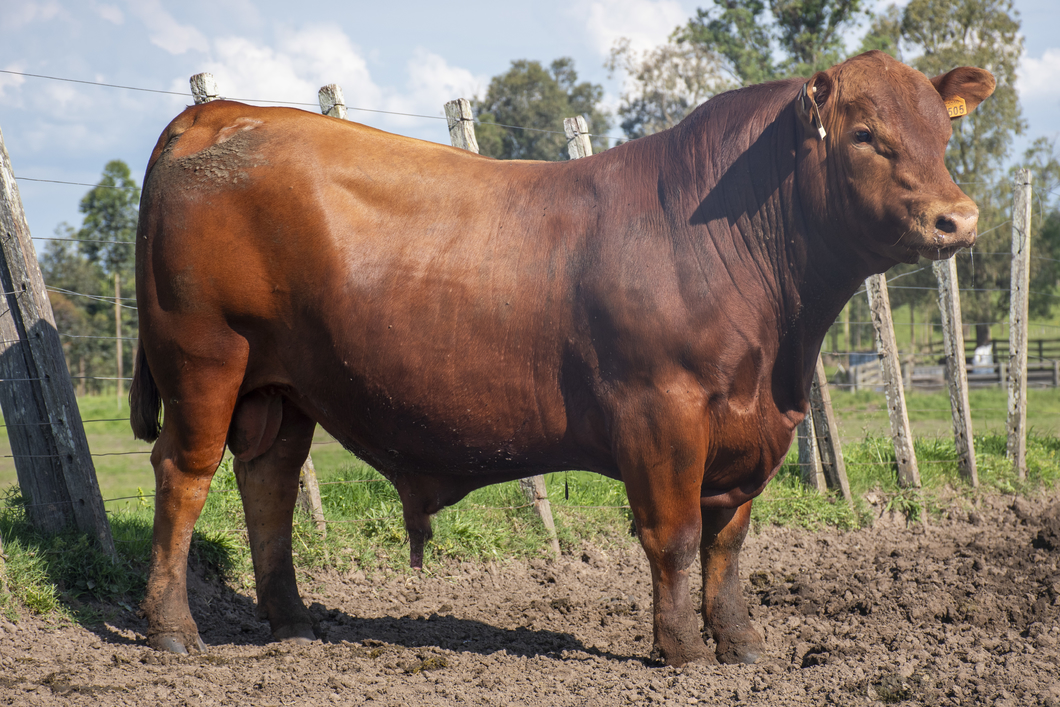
2 67 1059 543
0 68 628 143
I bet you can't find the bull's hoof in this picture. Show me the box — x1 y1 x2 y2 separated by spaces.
151 632 206 654
273 623 316 644
715 631 764 665
649 643 718 667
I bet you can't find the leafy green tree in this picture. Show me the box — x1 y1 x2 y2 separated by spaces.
606 37 731 139
474 58 610 160
59 160 141 395
77 159 139 278
678 1 777 85
858 4 903 58
40 225 112 394
901 0 1024 345
678 0 867 84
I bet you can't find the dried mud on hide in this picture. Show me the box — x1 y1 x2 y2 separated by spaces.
1 493 1058 706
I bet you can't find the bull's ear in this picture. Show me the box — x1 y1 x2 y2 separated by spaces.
796 71 833 140
930 67 995 120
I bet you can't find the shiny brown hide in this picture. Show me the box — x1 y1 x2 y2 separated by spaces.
132 51 994 665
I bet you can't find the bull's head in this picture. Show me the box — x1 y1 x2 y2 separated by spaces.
796 50 995 266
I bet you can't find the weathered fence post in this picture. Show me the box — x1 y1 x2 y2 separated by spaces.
933 257 977 486
866 274 920 488
518 476 561 556
797 414 825 490
797 357 850 503
443 99 479 154
563 116 593 159
1007 168 1033 478
809 357 852 503
444 97 560 556
114 272 123 407
296 454 327 536
318 84 348 120
190 73 220 104
0 122 115 556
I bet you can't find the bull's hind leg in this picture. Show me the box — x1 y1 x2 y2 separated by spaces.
701 501 764 664
231 395 316 642
143 364 243 654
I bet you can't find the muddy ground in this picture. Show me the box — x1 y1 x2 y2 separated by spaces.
1 492 1059 706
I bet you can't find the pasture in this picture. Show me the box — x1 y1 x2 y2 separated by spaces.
0 390 1058 704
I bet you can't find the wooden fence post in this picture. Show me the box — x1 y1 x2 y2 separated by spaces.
297 454 327 536
443 99 479 154
563 116 593 159
518 476 561 556
318 84 348 120
797 415 825 490
444 97 560 556
1008 168 1033 479
866 274 920 488
0 122 115 557
809 357 851 503
190 73 220 104
933 257 977 486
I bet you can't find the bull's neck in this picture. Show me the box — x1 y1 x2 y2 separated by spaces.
666 81 873 407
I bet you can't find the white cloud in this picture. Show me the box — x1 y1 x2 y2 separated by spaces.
1017 48 1060 102
0 1 63 29
93 3 124 25
123 0 208 55
0 64 26 101
180 26 483 138
196 25 383 108
574 0 689 56
386 49 486 124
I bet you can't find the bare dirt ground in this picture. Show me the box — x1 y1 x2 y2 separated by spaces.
2 492 1059 706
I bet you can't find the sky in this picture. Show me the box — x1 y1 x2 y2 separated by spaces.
1 0 1058 246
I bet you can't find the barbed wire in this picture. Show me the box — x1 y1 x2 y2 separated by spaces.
46 286 138 308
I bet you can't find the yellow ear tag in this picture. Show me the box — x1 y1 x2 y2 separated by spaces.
945 96 967 118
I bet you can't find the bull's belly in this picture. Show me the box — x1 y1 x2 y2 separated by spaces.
285 364 608 480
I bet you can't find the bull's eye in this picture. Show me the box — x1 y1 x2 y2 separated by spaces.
854 129 873 144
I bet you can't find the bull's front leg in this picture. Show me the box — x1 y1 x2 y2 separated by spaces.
701 501 764 664
617 402 715 667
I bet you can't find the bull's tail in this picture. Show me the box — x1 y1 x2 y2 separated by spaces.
130 342 162 442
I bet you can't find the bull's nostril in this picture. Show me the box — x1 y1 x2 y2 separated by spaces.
935 216 958 234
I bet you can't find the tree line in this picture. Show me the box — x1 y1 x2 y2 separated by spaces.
43 0 1059 392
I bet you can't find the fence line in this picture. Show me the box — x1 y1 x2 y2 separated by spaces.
0 68 628 142
0 72 1054 560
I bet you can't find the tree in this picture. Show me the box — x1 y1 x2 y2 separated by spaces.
74 160 140 399
606 37 731 139
474 58 610 160
857 4 903 59
900 0 1024 346
40 225 112 395
1015 137 1060 320
678 0 868 84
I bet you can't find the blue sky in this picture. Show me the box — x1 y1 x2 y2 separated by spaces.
1 0 1058 245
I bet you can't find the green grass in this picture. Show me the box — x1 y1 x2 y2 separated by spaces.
0 388 1058 623
752 430 1060 529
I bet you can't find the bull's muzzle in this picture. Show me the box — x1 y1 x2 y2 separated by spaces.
919 205 978 259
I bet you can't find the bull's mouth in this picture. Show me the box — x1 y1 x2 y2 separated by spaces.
916 243 967 261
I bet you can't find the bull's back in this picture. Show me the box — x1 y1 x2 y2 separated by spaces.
137 102 605 473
